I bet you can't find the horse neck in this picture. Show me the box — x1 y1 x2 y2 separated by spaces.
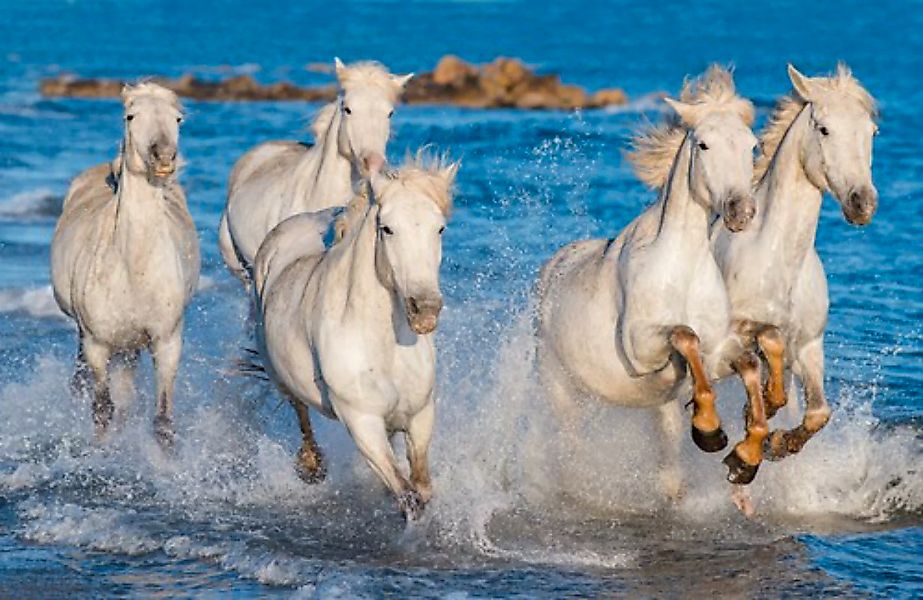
756 106 823 262
113 153 166 257
332 205 394 323
291 107 357 209
654 135 711 248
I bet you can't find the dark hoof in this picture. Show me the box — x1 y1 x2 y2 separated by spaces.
398 489 425 521
154 417 176 451
723 449 760 485
295 450 326 484
691 425 728 453
763 430 796 462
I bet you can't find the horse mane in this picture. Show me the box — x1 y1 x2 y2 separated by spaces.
310 102 339 141
626 65 754 189
754 63 877 181
121 81 183 113
338 61 404 103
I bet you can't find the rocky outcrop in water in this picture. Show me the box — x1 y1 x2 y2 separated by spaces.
39 56 628 110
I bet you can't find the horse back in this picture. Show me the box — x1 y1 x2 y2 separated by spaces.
227 140 312 198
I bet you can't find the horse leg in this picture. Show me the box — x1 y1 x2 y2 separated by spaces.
110 349 139 425
291 397 325 483
670 326 727 452
151 329 182 449
405 400 434 503
82 336 113 441
342 410 420 520
722 351 768 485
757 327 787 419
655 400 685 501
70 339 92 399
766 339 830 460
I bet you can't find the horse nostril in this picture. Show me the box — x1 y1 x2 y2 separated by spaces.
407 297 419 314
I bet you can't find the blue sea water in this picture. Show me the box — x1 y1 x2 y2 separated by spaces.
0 0 921 597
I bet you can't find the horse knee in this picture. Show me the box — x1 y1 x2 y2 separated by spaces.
669 325 699 352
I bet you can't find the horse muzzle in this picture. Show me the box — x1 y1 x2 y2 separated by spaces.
149 143 178 180
362 153 386 178
841 186 878 226
405 295 443 335
723 193 757 233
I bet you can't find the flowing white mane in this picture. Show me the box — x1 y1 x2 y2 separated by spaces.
627 65 754 189
754 63 877 181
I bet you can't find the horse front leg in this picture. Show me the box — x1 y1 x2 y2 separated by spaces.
291 397 326 483
756 326 787 418
766 339 830 460
82 336 113 441
342 409 420 520
151 328 182 449
405 399 434 504
722 351 768 485
670 326 727 453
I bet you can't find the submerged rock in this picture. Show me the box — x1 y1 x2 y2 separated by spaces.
39 56 628 110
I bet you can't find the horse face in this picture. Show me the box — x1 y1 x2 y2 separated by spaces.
124 96 182 184
803 101 878 226
337 88 394 178
375 193 447 335
690 112 758 232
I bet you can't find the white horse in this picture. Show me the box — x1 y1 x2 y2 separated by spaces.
711 64 878 472
537 67 762 499
219 58 412 283
253 154 457 520
51 82 200 445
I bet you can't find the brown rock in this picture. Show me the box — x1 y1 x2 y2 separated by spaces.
590 87 628 107
431 55 478 87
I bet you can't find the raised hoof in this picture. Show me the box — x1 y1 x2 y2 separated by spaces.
691 425 728 453
763 430 797 462
294 449 326 484
398 489 425 521
723 449 760 485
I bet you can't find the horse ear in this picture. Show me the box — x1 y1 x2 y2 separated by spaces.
334 57 347 81
787 64 814 101
663 97 700 126
391 72 414 89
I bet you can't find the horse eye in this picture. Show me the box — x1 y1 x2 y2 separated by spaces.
126 115 135 122
698 142 709 151
819 125 830 136
343 106 352 115
176 117 183 124
388 110 394 118
873 127 880 137
380 225 393 235
438 225 445 235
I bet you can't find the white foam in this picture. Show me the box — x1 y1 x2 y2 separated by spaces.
0 187 61 218
0 286 68 320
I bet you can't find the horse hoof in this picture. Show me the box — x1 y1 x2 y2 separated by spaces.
763 430 795 462
398 490 425 521
154 417 176 451
294 452 326 484
723 449 760 485
691 425 728 453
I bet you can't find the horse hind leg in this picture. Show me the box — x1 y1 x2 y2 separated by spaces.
655 400 685 502
291 398 326 483
109 349 139 426
722 351 768 485
669 326 727 453
756 326 787 419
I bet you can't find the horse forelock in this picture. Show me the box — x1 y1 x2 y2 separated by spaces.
754 65 877 182
627 65 753 189
338 61 402 103
375 151 456 216
121 81 183 114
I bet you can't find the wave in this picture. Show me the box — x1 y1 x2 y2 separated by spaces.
0 188 62 219
0 286 67 320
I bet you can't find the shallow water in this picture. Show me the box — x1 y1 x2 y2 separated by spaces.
1 0 921 597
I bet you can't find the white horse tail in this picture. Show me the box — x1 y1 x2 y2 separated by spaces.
253 208 340 301
218 210 248 284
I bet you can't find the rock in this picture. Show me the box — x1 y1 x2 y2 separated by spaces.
590 87 629 107
431 55 478 87
38 55 629 110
